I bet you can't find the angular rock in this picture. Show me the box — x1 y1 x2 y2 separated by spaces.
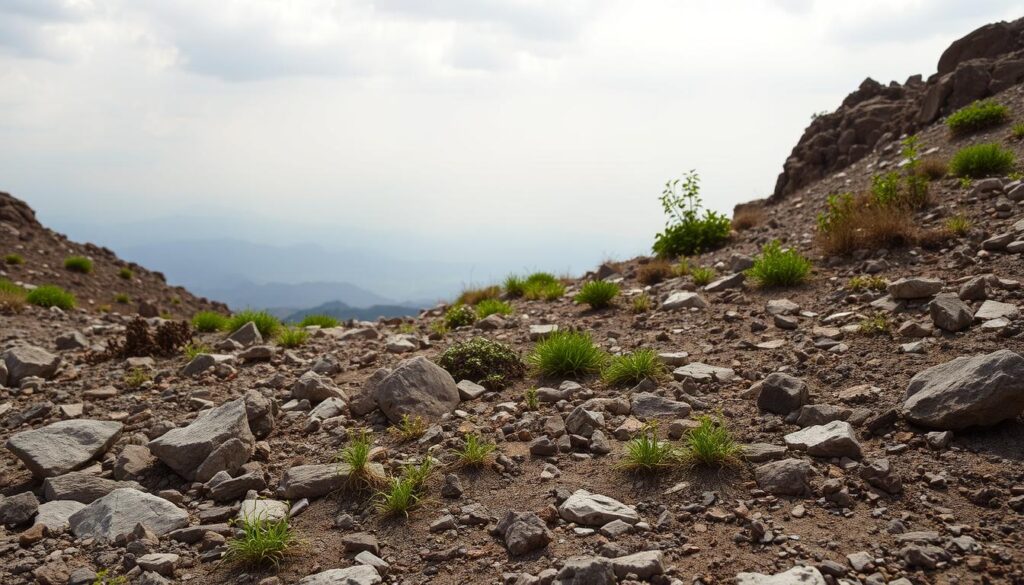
33 500 85 532
371 356 460 424
148 398 254 481
662 292 707 310
6 419 122 478
227 321 263 347
611 550 664 579
279 464 348 500
68 488 188 541
672 362 736 383
630 392 691 418
736 566 825 585
757 372 809 414
558 490 639 526
929 293 973 332
494 510 552 556
784 421 862 459
296 566 381 585
2 345 61 385
553 556 615 585
860 458 902 494
0 491 38 526
237 498 290 523
903 350 1024 429
755 458 812 496
975 299 1019 321
564 406 604 437
705 272 745 292
43 472 141 504
888 277 942 299
292 370 347 404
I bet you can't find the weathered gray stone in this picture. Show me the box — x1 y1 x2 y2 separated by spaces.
903 350 1024 429
757 373 809 414
553 556 615 585
296 566 381 585
371 356 460 424
279 464 348 500
860 458 902 494
784 421 862 459
33 500 85 531
494 510 552 556
736 566 826 585
929 293 973 332
237 498 290 523
148 398 254 481
292 370 347 404
755 458 812 496
630 392 691 418
662 292 707 310
6 419 122 478
975 299 1019 321
0 491 38 525
672 362 736 383
558 490 639 526
888 277 942 299
2 345 61 385
611 550 664 579
227 321 263 347
68 488 188 541
43 472 141 504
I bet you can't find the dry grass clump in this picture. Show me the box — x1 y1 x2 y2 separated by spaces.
637 259 674 285
917 158 948 181
816 193 918 256
456 285 501 306
732 205 766 231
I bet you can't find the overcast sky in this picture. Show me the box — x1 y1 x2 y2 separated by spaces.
1 1 1021 288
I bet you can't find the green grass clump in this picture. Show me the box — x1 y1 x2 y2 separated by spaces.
456 285 501 306
376 475 419 517
523 387 539 411
503 274 526 297
192 311 228 332
389 415 427 442
1012 123 1024 139
574 280 620 309
653 170 731 257
227 309 281 338
519 273 566 301
297 314 340 328
949 143 1016 178
4 253 24 265
124 367 152 388
63 256 93 274
475 298 513 318
680 415 740 467
745 240 812 287
26 285 76 310
118 267 133 280
631 293 652 314
946 100 1010 136
945 214 973 236
339 429 384 489
92 569 128 585
527 330 606 379
457 433 496 467
619 423 676 473
114 293 130 304
223 513 297 568
437 337 525 389
690 266 715 286
602 349 665 387
847 276 887 292
443 304 477 329
276 326 308 348
858 314 893 335
183 342 210 360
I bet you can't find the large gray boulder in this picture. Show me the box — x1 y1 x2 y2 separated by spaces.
69 488 188 541
903 350 1024 429
148 399 255 481
3 345 61 386
371 356 460 424
6 420 122 478
736 566 825 585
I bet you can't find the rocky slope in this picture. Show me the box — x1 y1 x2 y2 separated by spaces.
2 18 1024 585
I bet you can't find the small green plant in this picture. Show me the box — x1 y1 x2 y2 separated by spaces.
945 214 973 236
429 320 448 337
918 157 948 180
227 309 281 338
276 326 309 348
402 458 435 492
339 429 383 488
618 423 676 473
92 569 129 585
602 349 665 387
652 170 731 257
858 313 893 335
527 330 606 378
946 99 1010 136
674 258 690 276
631 293 652 313
63 256 93 274
848 276 887 292
4 253 24 265
456 285 501 306
397 323 415 334
298 314 340 328
114 293 130 304
376 475 420 517
124 367 151 388
0 278 27 313
690 266 715 286
437 337 525 389
680 415 740 467
183 342 210 360
444 304 477 328
519 273 565 301
574 280 620 309
118 267 133 280
192 311 228 332
457 433 496 467
223 512 298 568
523 387 539 411
745 240 812 287
476 298 513 318
504 274 526 297
1013 123 1024 139
26 285 76 310
390 414 427 442
950 143 1015 178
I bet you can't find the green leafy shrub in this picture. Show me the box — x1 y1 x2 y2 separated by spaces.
574 280 619 309
457 433 496 467
26 285 76 310
619 423 676 473
118 267 133 280
527 330 606 378
680 415 740 467
456 285 501 306
297 314 339 328
4 253 24 265
946 100 1010 136
192 311 228 332
652 170 731 257
949 142 1016 178
602 349 664 387
438 337 525 389
475 298 513 318
690 266 715 286
443 304 477 328
227 309 281 337
745 240 812 287
63 256 93 274
276 326 308 348
224 513 297 568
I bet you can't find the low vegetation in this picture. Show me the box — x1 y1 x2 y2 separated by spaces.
637 259 674 285
26 285 76 310
124 367 152 388
602 349 664 387
732 205 765 231
456 285 501 306
528 330 606 378
507 272 566 301
745 240 812 287
297 314 340 328
946 99 1010 136
389 415 427 442
630 293 652 313
340 429 383 489
63 256 93 274
679 415 740 467
0 278 27 313
523 387 539 411
653 170 731 258
858 313 893 335
437 337 525 390
574 280 619 309
192 311 228 332
114 293 130 304
4 253 24 265
276 326 309 348
945 214 973 236
847 275 887 292
475 298 512 318
918 158 948 180
949 142 1016 178
118 267 133 280
619 423 676 473
94 317 192 360
1013 123 1024 139
224 513 297 568
183 342 210 360
443 304 477 329
227 309 281 338
690 266 715 286
457 433 496 467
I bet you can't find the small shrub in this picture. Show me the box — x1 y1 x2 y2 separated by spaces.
26 285 76 310
376 476 420 517
0 278 27 313
94 317 192 360
114 293 130 304
444 304 476 328
192 311 228 332
456 285 501 306
918 158 948 180
92 569 128 585
224 513 297 568
183 342 210 360
475 298 513 318
631 293 652 313
858 313 892 335
1013 123 1024 139
340 429 383 488
690 266 715 286
438 337 525 389
124 367 151 388
680 415 740 467
574 280 619 309
602 349 664 387
118 267 133 280
276 326 308 348
946 100 1010 136
528 330 606 378
637 260 673 285
64 256 93 274
746 240 812 287
390 415 427 442
4 253 24 265
227 310 281 338
816 192 917 255
298 314 339 328
457 433 496 467
847 276 887 292
523 387 539 411
950 143 1015 178
619 423 676 473
653 170 731 257
945 214 973 236
504 275 526 297
732 205 766 231
429 320 448 337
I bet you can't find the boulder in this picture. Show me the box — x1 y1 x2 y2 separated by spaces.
757 373 809 414
296 566 381 585
903 350 1024 429
371 356 460 424
736 566 826 585
888 277 942 299
2 345 61 385
558 490 639 526
292 371 347 404
0 491 39 526
755 458 812 496
784 421 862 459
148 398 255 481
6 419 122 478
43 472 141 504
68 488 188 541
494 510 552 556
929 293 973 332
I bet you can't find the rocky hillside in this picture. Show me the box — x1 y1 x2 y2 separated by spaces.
2 17 1024 585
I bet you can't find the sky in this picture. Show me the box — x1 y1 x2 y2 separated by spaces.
1 0 1021 299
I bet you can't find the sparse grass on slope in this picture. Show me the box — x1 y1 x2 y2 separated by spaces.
619 423 676 473
4 253 24 265
457 433 496 468
746 240 812 287
297 314 339 328
0 278 27 313
574 280 619 309
26 285 76 310
192 311 228 332
224 513 297 568
680 415 740 467
950 143 1015 178
602 349 664 387
227 309 281 337
946 100 1009 136
528 330 606 379
475 298 512 318
456 285 501 306
63 256 93 274
276 326 308 348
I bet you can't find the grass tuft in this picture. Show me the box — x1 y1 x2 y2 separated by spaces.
602 349 665 387
26 285 76 310
192 311 228 332
63 256 93 274
5 253 24 265
946 100 1010 136
631 293 652 314
618 423 676 473
690 266 715 286
475 298 513 319
227 310 281 338
527 330 606 379
745 240 812 287
858 313 893 335
520 273 565 301
118 267 133 280
574 280 620 309
276 326 308 348
732 205 765 231
637 260 674 285
456 285 501 306
949 143 1015 178
679 415 740 467
0 278 28 313
376 476 420 517
389 414 427 442
297 314 340 328
224 513 297 568
523 387 539 411
114 293 130 304
945 214 973 236
339 429 384 489
457 433 496 468
847 275 887 292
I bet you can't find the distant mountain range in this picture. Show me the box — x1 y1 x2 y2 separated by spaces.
284 300 421 323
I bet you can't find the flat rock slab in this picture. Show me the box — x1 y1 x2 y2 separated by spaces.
611 550 664 579
34 500 86 531
784 420 862 459
6 419 122 478
69 488 188 541
148 398 254 481
662 292 707 310
3 345 61 386
903 349 1024 429
975 300 1019 321
630 392 691 418
278 464 349 500
558 489 639 526
888 277 942 299
43 472 142 504
296 566 381 585
672 363 736 383
736 566 826 585
238 499 290 523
